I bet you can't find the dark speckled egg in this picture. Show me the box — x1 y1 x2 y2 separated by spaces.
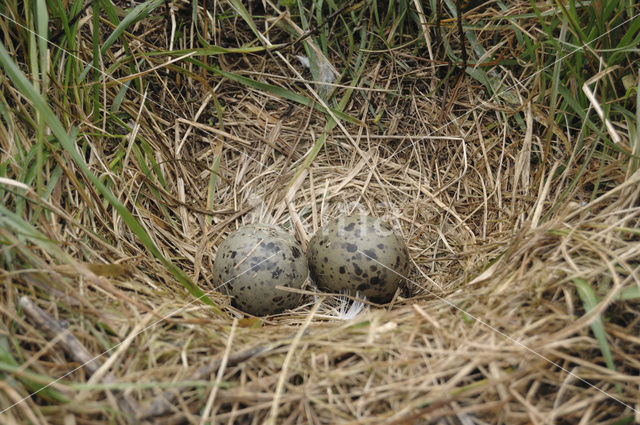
308 215 410 302
213 224 308 316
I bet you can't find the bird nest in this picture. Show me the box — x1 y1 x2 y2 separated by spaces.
1 1 639 424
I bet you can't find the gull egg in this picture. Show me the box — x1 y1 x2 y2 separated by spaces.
308 215 410 302
213 224 308 316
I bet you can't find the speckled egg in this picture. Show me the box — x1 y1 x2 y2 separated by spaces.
213 224 308 316
308 215 410 302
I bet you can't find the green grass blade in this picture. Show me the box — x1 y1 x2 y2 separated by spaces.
35 0 49 90
79 0 165 81
633 69 640 172
99 0 163 54
91 0 101 119
111 79 131 113
226 0 262 42
573 278 621 392
206 153 222 226
615 286 640 302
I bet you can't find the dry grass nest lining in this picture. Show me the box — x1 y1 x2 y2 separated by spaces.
6 12 640 425
14 80 640 424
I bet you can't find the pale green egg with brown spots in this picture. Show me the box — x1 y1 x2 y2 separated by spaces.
213 224 308 316
308 215 410 302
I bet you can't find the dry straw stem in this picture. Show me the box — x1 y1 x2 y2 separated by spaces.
18 297 140 422
0 0 639 424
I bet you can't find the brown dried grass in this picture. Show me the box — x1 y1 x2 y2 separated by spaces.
1 1 639 424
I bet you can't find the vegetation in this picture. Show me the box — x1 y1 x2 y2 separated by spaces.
0 0 638 423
